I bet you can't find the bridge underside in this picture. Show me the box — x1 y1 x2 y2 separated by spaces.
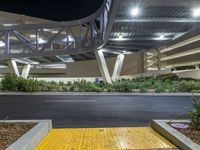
1 0 200 82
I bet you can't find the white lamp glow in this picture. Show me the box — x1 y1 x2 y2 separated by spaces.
192 8 200 18
131 8 140 16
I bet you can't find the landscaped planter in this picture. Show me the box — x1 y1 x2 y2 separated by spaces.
152 120 200 150
0 120 52 150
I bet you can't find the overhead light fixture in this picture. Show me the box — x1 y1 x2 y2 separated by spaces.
38 38 47 44
43 29 58 34
3 24 17 27
63 35 74 42
131 7 140 17
0 41 5 47
156 34 166 40
51 30 59 34
30 34 36 38
33 38 47 44
117 35 124 40
192 8 200 18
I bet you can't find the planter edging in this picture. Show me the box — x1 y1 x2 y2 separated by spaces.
0 120 52 150
152 120 200 150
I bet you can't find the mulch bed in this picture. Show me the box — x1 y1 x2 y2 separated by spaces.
171 124 200 145
0 123 36 150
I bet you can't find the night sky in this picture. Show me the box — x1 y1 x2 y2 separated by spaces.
0 0 103 21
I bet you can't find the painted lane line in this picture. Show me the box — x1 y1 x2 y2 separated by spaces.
45 100 96 103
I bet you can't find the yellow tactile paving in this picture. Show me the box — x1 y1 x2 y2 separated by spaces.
35 127 177 150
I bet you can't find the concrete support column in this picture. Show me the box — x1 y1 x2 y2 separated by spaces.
7 59 20 76
95 49 112 83
112 54 124 80
157 49 161 70
195 64 199 70
21 64 31 79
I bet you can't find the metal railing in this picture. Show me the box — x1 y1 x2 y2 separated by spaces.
0 0 113 60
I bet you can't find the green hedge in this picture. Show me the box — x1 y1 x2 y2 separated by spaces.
1 74 200 93
190 98 200 130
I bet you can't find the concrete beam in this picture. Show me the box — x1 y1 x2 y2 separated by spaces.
95 49 112 83
160 35 200 53
161 47 200 61
112 54 125 80
121 0 200 7
114 18 200 23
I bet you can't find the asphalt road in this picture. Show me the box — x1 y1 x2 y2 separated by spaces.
0 95 195 128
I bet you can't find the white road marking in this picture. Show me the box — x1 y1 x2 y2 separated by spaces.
45 100 96 103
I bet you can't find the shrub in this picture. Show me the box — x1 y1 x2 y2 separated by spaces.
47 83 59 91
189 98 200 130
98 80 107 88
1 74 20 91
58 81 65 86
18 79 38 92
178 81 200 92
62 86 70 92
1 75 39 92
140 87 147 93
37 80 49 91
0 82 2 90
113 81 132 92
107 87 113 92
67 81 72 86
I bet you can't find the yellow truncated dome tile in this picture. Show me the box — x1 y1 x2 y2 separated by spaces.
35 127 177 150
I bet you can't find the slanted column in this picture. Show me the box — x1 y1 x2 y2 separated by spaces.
195 64 199 70
7 59 20 76
112 54 124 80
21 64 31 79
95 49 112 83
157 49 161 71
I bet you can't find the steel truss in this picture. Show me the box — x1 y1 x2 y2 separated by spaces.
0 0 113 60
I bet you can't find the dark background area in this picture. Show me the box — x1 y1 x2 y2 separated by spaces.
0 0 103 21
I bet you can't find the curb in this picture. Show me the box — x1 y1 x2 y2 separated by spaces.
0 92 200 96
0 120 52 150
151 120 200 150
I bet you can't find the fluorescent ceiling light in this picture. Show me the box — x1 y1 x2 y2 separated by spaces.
38 38 47 44
63 36 74 42
30 34 36 38
131 8 140 16
3 24 17 27
33 38 47 44
0 41 5 47
117 35 124 40
155 34 167 40
43 29 58 34
192 8 200 18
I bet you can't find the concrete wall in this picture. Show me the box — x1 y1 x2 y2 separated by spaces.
65 52 144 77
0 52 144 78
174 69 200 79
